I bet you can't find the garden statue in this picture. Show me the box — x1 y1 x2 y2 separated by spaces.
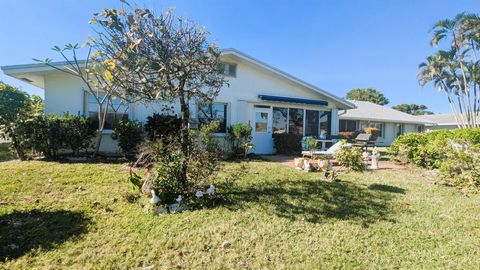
304 159 313 172
294 158 305 170
207 185 216 196
370 148 381 169
195 190 204 199
150 189 159 205
362 151 370 169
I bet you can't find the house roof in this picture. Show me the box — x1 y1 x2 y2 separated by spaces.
418 113 480 126
340 100 434 124
1 48 355 110
221 49 355 109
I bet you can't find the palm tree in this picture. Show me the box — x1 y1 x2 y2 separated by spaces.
421 12 480 128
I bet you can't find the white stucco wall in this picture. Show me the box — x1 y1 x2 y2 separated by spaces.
44 73 85 115
38 57 346 154
376 123 420 146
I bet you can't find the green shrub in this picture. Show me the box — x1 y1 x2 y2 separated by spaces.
147 121 222 204
153 156 185 204
13 114 96 159
144 113 181 141
273 133 302 155
439 143 480 187
334 143 365 172
389 133 426 165
112 119 143 156
390 128 480 188
227 123 253 158
61 114 96 155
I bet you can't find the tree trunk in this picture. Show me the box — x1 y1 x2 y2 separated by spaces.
178 91 190 190
93 103 108 157
9 128 25 160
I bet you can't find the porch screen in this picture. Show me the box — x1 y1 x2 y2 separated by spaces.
319 111 331 138
288 108 304 135
272 107 288 134
305 110 319 137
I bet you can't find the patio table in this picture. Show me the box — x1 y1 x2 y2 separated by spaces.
317 139 334 151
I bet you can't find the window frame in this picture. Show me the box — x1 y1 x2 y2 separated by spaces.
219 62 237 78
271 105 331 138
197 102 229 134
359 121 385 138
85 92 130 131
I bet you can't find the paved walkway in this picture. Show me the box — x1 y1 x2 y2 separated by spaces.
260 155 406 170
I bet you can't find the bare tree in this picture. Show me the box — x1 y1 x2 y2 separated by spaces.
89 5 227 187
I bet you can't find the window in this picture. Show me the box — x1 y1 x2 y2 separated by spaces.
339 120 357 132
197 103 227 133
417 125 425 133
255 112 269 132
396 124 405 136
218 62 237 77
272 107 288 134
288 108 304 135
305 110 319 137
88 94 128 130
359 121 385 137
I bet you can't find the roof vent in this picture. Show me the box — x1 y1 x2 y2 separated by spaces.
20 77 33 83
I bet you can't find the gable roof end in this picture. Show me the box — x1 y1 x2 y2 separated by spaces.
222 48 355 109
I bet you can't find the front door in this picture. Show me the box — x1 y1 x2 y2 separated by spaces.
252 107 273 154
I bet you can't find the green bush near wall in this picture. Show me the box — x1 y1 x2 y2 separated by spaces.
272 133 302 155
15 114 96 159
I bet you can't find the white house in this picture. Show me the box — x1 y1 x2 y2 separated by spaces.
339 100 433 146
2 49 355 154
419 114 480 131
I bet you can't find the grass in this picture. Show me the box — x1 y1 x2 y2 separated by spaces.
1 159 480 269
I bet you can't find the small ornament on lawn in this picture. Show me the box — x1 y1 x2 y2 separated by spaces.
155 206 168 215
221 240 232 249
150 189 160 205
207 185 216 196
303 160 312 172
370 149 381 170
195 190 204 199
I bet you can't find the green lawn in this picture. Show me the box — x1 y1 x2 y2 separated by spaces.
1 159 480 269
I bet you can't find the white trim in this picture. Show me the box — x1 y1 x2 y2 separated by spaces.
340 116 431 125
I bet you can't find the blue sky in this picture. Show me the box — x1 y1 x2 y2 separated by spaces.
0 0 478 113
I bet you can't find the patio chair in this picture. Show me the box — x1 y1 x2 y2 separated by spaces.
301 140 350 159
352 133 376 151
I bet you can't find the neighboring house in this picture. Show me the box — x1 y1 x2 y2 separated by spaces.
1 48 355 154
339 100 433 146
419 114 480 131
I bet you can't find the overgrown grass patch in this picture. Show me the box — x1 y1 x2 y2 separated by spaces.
1 160 479 269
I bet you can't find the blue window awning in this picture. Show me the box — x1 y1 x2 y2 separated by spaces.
258 95 328 106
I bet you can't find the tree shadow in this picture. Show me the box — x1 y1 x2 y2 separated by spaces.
219 178 400 227
0 210 90 261
368 184 406 194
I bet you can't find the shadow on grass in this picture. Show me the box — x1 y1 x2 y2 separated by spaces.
0 210 90 261
220 178 400 226
368 184 405 194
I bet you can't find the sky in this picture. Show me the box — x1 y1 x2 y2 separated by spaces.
0 0 478 113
